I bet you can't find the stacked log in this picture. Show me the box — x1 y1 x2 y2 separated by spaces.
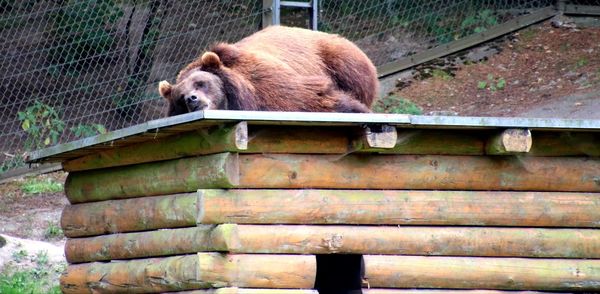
58 123 600 293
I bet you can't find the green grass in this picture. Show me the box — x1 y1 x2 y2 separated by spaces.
1 250 63 294
44 222 63 240
373 95 423 115
20 178 63 195
431 69 453 80
0 269 61 294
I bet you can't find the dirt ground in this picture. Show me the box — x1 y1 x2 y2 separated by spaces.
1 17 600 290
0 172 68 246
385 20 600 118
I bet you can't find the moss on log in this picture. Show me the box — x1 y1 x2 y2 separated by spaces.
362 290 551 294
62 193 198 237
167 289 319 294
237 154 600 191
63 123 248 172
199 189 600 227
61 253 316 293
363 255 600 291
65 153 238 203
65 226 221 263
65 224 600 263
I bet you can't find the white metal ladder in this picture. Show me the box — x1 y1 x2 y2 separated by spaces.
263 0 319 30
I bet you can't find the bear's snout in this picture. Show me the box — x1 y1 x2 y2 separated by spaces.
185 95 207 112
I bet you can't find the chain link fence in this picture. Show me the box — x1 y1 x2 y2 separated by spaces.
0 0 596 173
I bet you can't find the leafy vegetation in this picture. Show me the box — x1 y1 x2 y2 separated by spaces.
70 123 107 138
1 250 63 294
44 222 64 240
20 178 63 195
373 95 423 115
478 74 506 92
17 101 65 149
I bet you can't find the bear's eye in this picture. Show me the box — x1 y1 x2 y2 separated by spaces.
195 81 206 88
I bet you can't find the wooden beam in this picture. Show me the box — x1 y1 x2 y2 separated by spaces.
53 127 600 173
62 189 600 238
361 125 398 149
65 224 600 263
363 255 600 291
65 226 220 263
376 6 557 77
529 131 600 156
166 289 319 294
362 290 555 293
63 122 247 172
237 154 600 192
61 193 198 238
64 152 239 203
199 189 600 227
226 225 600 258
486 129 532 154
61 253 316 293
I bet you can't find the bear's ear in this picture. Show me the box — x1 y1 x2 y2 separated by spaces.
201 52 222 69
158 80 173 99
210 43 240 67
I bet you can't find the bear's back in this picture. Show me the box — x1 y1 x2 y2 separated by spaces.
235 26 338 76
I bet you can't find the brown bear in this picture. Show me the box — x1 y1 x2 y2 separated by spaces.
158 25 379 116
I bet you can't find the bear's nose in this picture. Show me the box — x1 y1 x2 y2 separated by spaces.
186 96 198 103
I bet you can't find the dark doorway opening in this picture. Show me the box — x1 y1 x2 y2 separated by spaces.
314 254 364 294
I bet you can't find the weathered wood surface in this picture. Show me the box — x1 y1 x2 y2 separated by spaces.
62 189 600 237
362 125 398 149
65 226 221 263
529 131 600 156
65 224 600 263
223 225 600 257
63 123 248 172
61 253 316 294
199 189 600 227
166 288 318 294
57 128 600 172
237 154 600 191
65 153 238 203
362 290 551 294
363 255 600 291
62 193 197 237
486 129 532 154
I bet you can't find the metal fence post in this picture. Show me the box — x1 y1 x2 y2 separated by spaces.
311 0 318 30
262 0 281 28
557 0 566 12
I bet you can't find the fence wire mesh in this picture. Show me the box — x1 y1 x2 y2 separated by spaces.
0 0 596 173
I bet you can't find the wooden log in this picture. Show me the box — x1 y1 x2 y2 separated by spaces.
486 129 532 154
362 290 551 294
62 193 198 237
361 125 398 149
61 253 316 294
65 152 238 203
237 154 600 191
222 224 600 258
375 129 484 155
63 123 248 172
246 126 355 154
199 189 600 227
65 226 223 263
166 288 318 294
529 131 600 156
363 255 600 291
61 189 600 239
66 224 600 263
61 254 201 294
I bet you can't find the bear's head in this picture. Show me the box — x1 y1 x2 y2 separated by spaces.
159 52 226 116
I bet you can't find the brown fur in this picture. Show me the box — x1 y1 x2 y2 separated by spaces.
160 26 379 115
